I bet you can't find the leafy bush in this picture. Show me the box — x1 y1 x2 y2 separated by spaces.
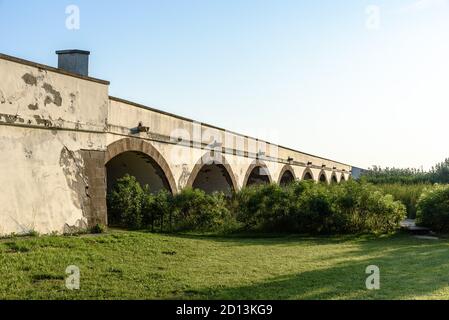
234 180 406 235
107 175 144 229
375 183 427 219
107 175 406 235
91 224 107 234
416 185 449 232
172 188 235 232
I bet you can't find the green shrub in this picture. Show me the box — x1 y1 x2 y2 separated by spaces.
107 175 145 229
416 185 449 232
234 183 293 232
107 175 406 235
375 183 427 219
234 180 406 235
332 181 406 234
142 189 174 232
91 224 107 234
172 188 234 232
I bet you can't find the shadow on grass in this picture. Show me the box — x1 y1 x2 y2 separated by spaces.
174 235 449 300
164 231 407 248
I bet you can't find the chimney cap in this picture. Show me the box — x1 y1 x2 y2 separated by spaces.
56 49 90 55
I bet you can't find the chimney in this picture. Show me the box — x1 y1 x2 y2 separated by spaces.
56 49 90 77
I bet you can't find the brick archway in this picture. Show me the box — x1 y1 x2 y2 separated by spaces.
105 138 178 193
243 160 273 187
278 164 296 185
301 168 314 181
185 152 238 192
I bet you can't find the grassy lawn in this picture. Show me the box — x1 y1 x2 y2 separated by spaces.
1 230 449 300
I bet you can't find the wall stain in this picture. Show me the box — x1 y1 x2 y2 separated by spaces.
24 148 33 159
28 103 39 110
33 115 52 127
22 73 38 86
59 147 90 221
0 90 5 103
0 113 25 124
42 83 62 106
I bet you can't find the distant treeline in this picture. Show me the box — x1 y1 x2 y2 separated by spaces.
363 159 449 185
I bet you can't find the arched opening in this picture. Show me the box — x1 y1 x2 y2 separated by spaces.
279 165 295 186
331 173 338 184
244 161 272 187
302 169 314 181
106 151 172 194
319 172 328 184
186 153 238 195
340 174 346 182
247 167 271 186
191 164 235 195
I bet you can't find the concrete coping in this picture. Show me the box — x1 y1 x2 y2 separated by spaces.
0 52 109 85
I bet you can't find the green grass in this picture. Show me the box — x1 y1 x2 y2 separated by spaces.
1 230 449 300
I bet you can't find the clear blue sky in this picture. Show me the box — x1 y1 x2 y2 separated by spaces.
1 0 448 169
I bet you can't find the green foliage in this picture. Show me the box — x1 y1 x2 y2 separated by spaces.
363 166 430 185
108 175 405 235
375 183 427 219
234 180 406 235
429 159 449 184
363 159 449 185
107 178 234 233
416 185 449 232
173 188 235 232
107 175 144 229
91 224 107 234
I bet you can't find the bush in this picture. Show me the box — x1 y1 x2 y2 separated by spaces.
107 175 406 235
332 181 407 234
172 188 235 232
233 183 293 232
142 188 173 232
416 185 449 232
91 224 107 234
375 183 427 219
107 175 144 229
234 180 406 235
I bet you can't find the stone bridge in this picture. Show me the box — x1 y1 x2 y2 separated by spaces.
0 51 352 235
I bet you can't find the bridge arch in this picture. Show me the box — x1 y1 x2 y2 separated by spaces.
318 170 328 184
301 168 314 181
105 138 177 194
185 152 238 195
278 164 296 186
331 172 338 184
243 160 273 187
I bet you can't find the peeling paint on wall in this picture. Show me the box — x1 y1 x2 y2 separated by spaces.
22 73 38 86
42 83 62 106
59 146 90 216
64 219 88 234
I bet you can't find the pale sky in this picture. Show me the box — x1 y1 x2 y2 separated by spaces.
1 0 448 169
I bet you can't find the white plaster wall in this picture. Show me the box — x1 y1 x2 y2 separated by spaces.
0 127 106 235
0 57 108 236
